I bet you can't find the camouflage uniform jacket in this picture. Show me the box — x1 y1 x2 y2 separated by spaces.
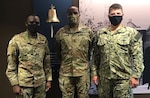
6 31 52 87
55 24 94 77
92 26 144 79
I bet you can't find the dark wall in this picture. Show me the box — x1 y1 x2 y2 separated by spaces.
0 0 78 98
142 30 150 84
0 1 33 98
33 0 72 52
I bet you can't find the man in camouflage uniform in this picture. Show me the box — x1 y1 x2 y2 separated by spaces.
55 6 94 98
6 15 52 98
92 3 144 98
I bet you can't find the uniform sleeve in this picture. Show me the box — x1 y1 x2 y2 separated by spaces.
54 29 62 61
6 37 19 86
91 31 100 76
88 28 95 61
43 39 52 82
130 29 144 78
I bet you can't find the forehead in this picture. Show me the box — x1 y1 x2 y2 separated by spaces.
109 9 123 15
68 6 79 13
27 16 40 22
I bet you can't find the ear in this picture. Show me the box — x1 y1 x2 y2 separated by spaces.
108 15 109 18
25 22 28 26
78 14 80 17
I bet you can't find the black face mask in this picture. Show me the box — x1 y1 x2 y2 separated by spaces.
109 16 122 26
27 24 39 33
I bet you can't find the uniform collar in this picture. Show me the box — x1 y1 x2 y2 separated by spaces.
66 24 85 34
101 25 127 34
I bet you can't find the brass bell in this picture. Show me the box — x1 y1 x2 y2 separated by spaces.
47 4 60 23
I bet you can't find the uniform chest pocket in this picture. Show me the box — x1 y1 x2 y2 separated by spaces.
78 34 91 51
60 34 70 48
117 39 129 45
117 39 130 53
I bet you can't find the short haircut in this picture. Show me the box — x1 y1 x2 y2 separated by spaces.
67 6 79 13
109 3 123 13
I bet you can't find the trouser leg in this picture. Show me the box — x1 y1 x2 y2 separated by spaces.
76 73 90 98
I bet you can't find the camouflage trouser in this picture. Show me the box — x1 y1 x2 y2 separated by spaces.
16 83 46 98
97 77 133 98
59 74 90 98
